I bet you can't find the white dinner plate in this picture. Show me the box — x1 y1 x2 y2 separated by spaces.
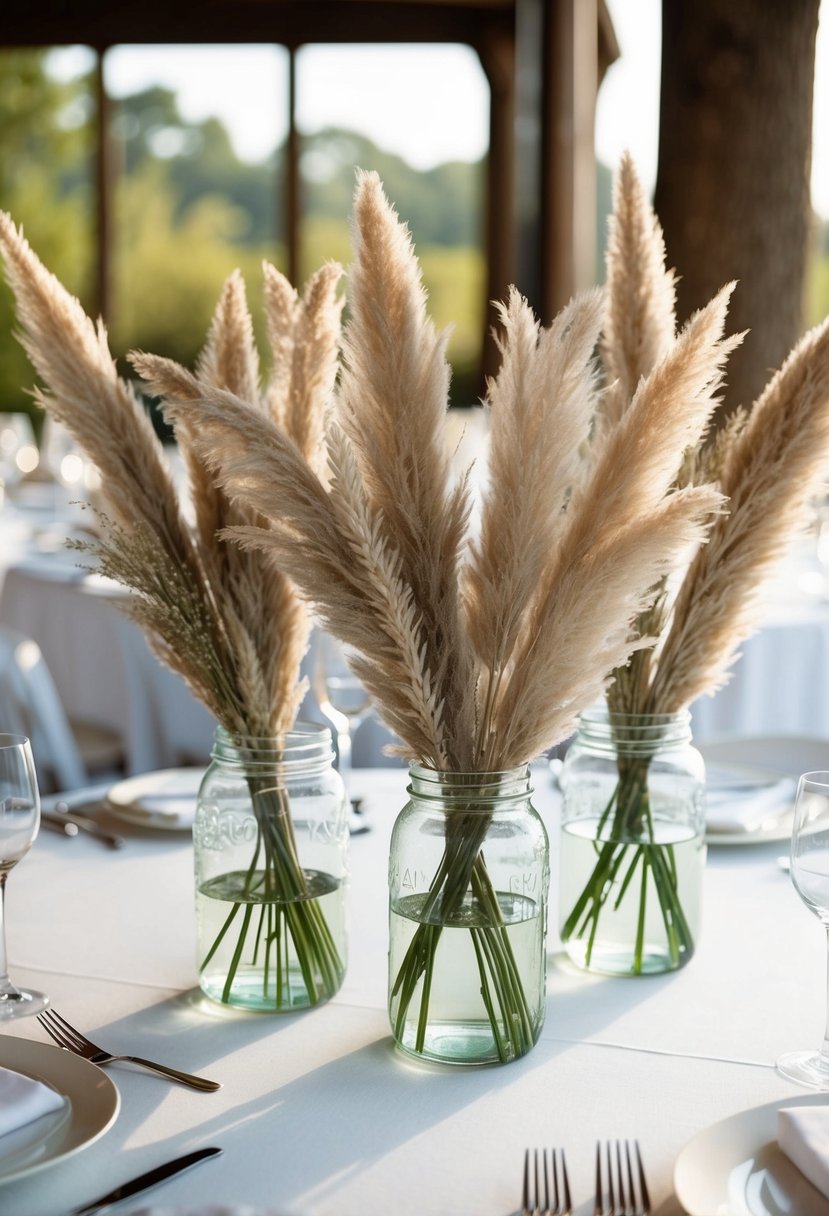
105 768 204 831
699 737 829 846
675 1095 829 1215
0 1037 119 1185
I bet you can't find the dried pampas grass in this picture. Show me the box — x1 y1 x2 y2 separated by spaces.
152 170 730 771
596 154 829 719
0 211 342 738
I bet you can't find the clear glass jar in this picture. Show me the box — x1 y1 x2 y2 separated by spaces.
559 708 705 976
388 765 549 1066
194 724 348 1011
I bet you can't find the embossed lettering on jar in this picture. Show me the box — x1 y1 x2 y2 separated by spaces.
194 725 348 1011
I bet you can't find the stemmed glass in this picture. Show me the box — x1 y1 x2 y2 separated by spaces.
778 770 829 1088
0 734 48 1019
0 412 38 494
313 632 371 804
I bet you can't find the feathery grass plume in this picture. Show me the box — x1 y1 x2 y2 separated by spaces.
598 150 677 433
465 288 603 691
0 213 193 566
649 314 829 712
339 170 476 766
139 359 451 767
596 157 744 720
0 211 248 728
0 216 348 1010
486 291 736 767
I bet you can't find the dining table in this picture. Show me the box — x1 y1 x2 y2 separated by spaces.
1 758 827 1216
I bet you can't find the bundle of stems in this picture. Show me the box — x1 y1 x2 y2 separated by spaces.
0 212 345 1007
561 154 829 974
136 171 737 1059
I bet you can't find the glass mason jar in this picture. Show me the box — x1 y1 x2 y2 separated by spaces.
388 765 549 1066
559 708 705 977
193 724 348 1012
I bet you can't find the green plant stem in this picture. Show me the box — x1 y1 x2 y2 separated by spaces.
200 772 344 1008
390 796 539 1063
560 748 696 975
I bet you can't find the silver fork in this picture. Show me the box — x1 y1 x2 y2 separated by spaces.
521 1147 572 1216
594 1140 651 1216
37 1009 221 1092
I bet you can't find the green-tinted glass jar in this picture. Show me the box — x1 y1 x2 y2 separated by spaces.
388 764 549 1065
559 708 705 976
194 724 348 1011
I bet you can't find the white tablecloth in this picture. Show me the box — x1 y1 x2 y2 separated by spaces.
0 767 823 1215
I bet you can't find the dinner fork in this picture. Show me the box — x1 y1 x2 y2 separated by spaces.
37 1009 221 1092
594 1140 651 1216
520 1146 572 1215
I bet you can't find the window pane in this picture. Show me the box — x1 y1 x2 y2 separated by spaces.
104 44 288 374
297 44 489 405
0 47 95 416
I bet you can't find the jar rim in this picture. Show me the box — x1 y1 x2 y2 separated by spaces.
211 721 335 767
407 762 533 807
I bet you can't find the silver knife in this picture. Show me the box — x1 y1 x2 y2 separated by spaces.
49 802 125 849
71 1146 222 1214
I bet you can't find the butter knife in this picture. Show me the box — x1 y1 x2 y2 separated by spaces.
71 1145 222 1214
49 802 124 849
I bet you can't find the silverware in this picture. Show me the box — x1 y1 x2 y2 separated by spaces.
41 812 80 838
72 1145 222 1214
594 1140 651 1216
38 1009 221 1092
520 1147 572 1215
41 806 124 849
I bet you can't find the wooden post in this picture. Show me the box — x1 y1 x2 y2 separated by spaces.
540 0 598 318
477 28 517 388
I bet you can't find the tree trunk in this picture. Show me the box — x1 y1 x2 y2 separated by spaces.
654 0 820 420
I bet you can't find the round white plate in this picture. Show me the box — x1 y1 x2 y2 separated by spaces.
0 1037 119 1185
675 1095 829 1215
700 737 829 847
105 768 204 831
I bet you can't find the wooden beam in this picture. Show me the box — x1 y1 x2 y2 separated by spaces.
2 3 513 48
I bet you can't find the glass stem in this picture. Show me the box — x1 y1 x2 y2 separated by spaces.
820 925 829 1067
0 874 20 998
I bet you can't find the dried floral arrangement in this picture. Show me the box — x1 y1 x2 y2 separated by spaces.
0 212 346 1007
560 154 829 975
130 171 740 1060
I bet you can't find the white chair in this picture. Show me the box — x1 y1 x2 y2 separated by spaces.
0 626 123 793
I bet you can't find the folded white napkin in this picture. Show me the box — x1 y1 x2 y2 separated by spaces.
778 1105 829 1198
0 1064 65 1138
705 776 795 834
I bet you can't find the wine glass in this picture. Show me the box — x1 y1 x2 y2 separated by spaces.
777 770 829 1088
0 412 38 494
312 632 371 803
0 734 48 1019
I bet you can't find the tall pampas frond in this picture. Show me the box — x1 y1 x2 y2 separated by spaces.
650 315 829 712
598 150 677 432
0 213 193 566
338 170 476 764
